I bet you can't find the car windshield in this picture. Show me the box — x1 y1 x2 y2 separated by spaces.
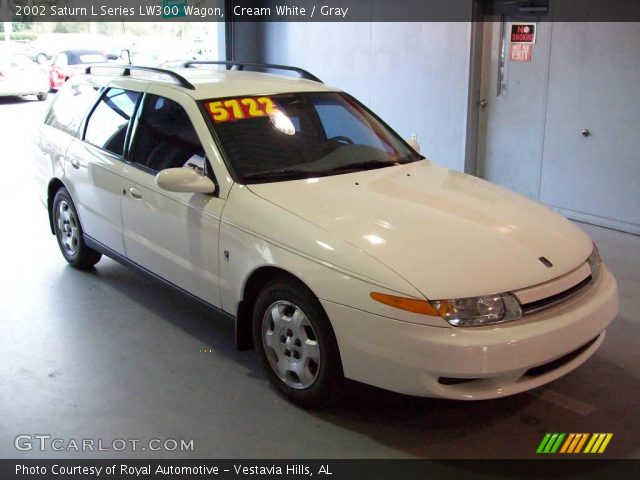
203 92 421 183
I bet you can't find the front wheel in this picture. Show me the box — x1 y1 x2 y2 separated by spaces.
253 279 343 408
52 188 102 269
37 92 48 101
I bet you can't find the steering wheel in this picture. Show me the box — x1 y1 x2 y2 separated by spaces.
322 135 354 154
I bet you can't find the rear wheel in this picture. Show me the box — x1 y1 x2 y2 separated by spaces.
253 279 343 408
52 188 102 269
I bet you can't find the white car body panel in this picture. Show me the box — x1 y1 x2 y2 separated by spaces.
65 139 128 254
323 265 617 398
218 184 443 326
121 163 223 307
0 60 49 97
0 75 49 97
248 160 593 300
34 69 619 400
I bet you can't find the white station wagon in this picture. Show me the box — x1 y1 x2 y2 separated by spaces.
35 62 619 407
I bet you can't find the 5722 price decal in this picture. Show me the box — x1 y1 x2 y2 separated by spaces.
206 97 278 123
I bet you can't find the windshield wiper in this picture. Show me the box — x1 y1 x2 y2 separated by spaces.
327 160 399 172
242 168 314 182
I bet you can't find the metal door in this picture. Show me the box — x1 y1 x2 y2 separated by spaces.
476 19 552 201
477 20 640 234
539 22 640 234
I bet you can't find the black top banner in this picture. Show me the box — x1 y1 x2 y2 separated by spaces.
1 0 640 22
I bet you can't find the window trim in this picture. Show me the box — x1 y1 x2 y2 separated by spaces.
43 83 104 138
125 92 220 196
81 86 143 159
198 91 424 185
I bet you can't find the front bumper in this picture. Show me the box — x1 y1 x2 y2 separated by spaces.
322 264 618 399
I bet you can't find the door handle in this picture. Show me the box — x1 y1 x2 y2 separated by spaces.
479 99 488 108
129 187 142 199
70 158 80 169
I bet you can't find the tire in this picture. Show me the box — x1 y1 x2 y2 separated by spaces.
252 278 344 408
37 92 48 101
36 53 48 64
52 188 102 269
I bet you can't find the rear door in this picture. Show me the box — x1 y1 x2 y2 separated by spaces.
67 86 142 254
120 88 224 307
35 81 100 203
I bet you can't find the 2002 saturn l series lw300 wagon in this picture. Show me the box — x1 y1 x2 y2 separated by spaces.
34 61 619 407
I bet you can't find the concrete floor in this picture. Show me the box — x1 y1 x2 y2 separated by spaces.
1 95 639 459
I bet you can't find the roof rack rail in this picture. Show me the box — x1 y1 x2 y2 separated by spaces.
180 61 323 83
84 65 196 90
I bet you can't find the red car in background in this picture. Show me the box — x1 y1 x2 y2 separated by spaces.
49 49 108 90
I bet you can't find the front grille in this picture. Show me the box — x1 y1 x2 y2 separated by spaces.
524 336 600 378
521 275 593 315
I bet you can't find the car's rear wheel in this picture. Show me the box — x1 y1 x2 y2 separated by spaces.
252 279 343 407
52 188 102 269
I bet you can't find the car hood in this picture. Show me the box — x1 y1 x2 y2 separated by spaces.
247 160 592 299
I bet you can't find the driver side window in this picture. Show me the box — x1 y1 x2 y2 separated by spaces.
129 95 206 175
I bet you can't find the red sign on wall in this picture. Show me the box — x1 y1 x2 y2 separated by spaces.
510 44 533 62
511 23 536 44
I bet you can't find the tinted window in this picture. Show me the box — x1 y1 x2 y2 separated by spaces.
205 93 419 184
315 101 383 148
129 95 205 173
44 82 100 136
84 88 140 156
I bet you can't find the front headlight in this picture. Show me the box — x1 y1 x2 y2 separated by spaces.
370 292 522 327
430 294 522 327
587 242 602 282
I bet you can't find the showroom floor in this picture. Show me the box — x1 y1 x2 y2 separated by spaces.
1 96 639 459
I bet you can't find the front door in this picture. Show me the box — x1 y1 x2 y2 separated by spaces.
120 90 224 307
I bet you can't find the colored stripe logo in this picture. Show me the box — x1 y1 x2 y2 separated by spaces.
536 433 613 454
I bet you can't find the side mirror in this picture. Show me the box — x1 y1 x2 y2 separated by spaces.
156 168 216 194
406 138 420 154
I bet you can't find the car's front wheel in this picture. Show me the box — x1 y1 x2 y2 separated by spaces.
37 92 48 101
253 279 343 408
52 188 102 269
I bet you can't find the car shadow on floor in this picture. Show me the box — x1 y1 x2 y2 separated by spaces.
76 260 640 459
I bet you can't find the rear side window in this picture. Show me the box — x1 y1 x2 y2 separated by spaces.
84 88 140 156
129 94 205 173
44 83 100 136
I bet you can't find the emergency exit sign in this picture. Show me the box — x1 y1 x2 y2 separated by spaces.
511 23 536 44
